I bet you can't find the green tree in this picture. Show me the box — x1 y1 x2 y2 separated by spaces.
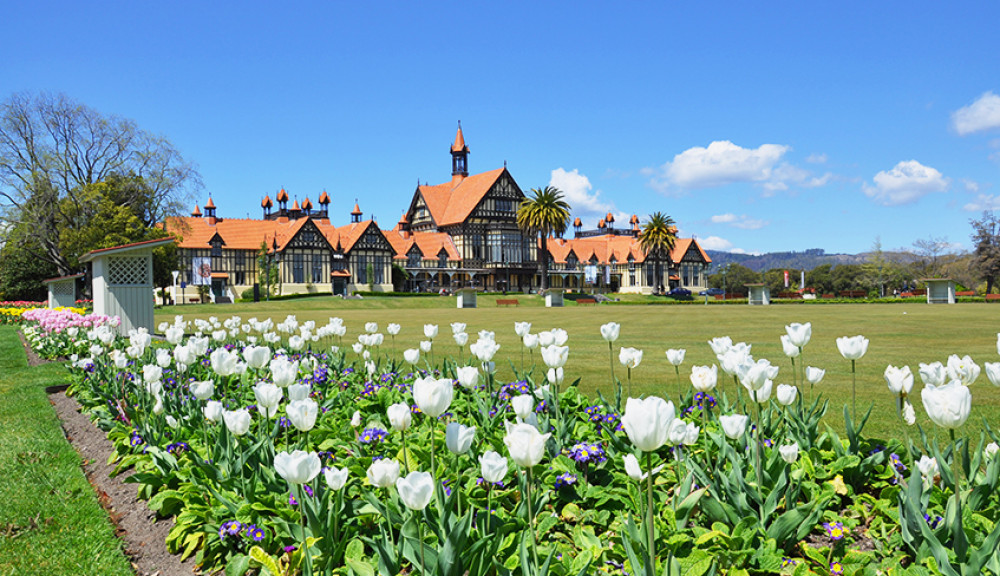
256 241 280 298
970 211 1000 294
638 212 677 293
0 225 58 301
0 92 199 275
831 264 865 293
707 263 759 296
516 186 570 291
806 264 834 295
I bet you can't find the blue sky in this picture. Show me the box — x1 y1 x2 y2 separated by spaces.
3 2 999 255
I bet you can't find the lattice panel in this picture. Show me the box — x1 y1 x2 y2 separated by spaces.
108 256 148 285
50 282 75 295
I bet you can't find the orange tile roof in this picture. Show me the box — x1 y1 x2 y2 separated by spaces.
204 197 216 209
291 200 300 211
386 226 461 261
302 197 313 210
417 167 505 227
276 188 288 202
261 195 273 208
351 202 362 215
191 205 202 216
542 234 709 266
319 191 330 204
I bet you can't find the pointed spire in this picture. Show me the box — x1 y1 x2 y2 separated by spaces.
204 197 216 209
451 121 467 153
302 197 313 210
276 188 289 203
261 195 273 209
191 204 202 217
318 191 330 205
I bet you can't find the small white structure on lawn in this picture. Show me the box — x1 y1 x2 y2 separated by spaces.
923 278 956 305
80 238 174 335
746 283 771 306
456 287 477 309
42 273 85 309
544 289 564 308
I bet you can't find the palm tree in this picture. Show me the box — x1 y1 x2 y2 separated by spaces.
638 212 677 294
517 186 570 291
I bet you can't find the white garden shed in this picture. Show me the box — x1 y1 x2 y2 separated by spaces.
79 238 174 335
42 273 85 309
923 278 956 305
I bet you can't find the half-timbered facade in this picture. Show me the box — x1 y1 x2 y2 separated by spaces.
388 125 538 291
160 126 711 301
164 197 393 302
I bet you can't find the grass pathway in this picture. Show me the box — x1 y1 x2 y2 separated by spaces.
0 325 132 576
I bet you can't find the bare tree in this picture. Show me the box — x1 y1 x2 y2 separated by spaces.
912 235 952 277
0 92 200 274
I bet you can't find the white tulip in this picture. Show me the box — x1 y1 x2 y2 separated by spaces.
619 347 642 369
946 354 980 385
287 399 319 432
387 402 412 431
707 336 733 355
665 349 686 366
324 466 349 490
450 322 466 335
274 450 321 485
621 396 675 452
423 324 438 339
403 348 420 365
522 333 539 350
367 458 400 488
776 384 798 406
456 365 479 389
454 332 469 347
204 400 223 423
479 451 508 483
600 322 620 343
541 345 569 369
445 422 476 454
189 380 215 401
719 414 748 439
985 362 1000 387
884 365 914 396
503 422 551 467
919 362 947 386
784 322 811 348
254 382 284 418
805 366 825 385
287 383 311 402
779 443 799 464
921 380 972 429
511 394 534 420
419 340 432 353
690 365 718 392
514 322 532 338
836 335 869 361
223 409 251 436
396 471 435 511
780 335 800 358
412 376 453 418
270 357 299 387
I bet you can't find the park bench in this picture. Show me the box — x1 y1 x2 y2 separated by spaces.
839 290 867 298
821 294 835 299
986 294 1000 302
576 298 597 305
777 292 802 299
496 299 519 307
956 291 975 297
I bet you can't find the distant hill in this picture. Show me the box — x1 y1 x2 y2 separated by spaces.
704 248 870 272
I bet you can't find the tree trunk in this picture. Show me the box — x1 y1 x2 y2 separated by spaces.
539 234 549 291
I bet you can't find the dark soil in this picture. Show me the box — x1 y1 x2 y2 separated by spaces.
49 391 200 576
18 329 52 368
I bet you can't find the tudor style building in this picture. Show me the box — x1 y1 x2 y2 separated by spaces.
163 126 710 301
164 194 394 302
386 125 538 291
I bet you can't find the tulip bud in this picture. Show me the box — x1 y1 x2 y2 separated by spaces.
413 376 454 419
204 400 224 423
423 324 438 339
455 366 479 389
780 335 800 358
511 394 534 420
805 366 825 385
665 348 685 366
404 348 420 365
621 396 674 452
254 382 284 418
514 322 532 338
454 332 469 347
288 383 311 402
387 402 412 431
779 443 799 464
445 422 476 454
287 399 319 432
503 422 551 467
719 414 748 439
776 384 798 406
223 409 251 436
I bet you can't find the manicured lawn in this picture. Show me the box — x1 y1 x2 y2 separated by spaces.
158 297 1000 442
0 326 132 576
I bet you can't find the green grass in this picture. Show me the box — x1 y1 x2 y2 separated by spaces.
0 326 133 576
158 296 1000 441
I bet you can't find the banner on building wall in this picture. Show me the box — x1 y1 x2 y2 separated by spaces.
193 257 212 285
584 265 598 284
783 270 789 288
604 265 611 284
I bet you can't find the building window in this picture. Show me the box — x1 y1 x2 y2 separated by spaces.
312 254 323 283
408 251 421 267
373 255 385 284
438 253 448 269
567 254 578 270
472 235 483 260
357 255 368 284
292 254 304 283
211 242 222 258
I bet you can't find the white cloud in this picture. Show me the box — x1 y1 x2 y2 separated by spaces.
962 179 980 193
698 236 734 251
710 213 769 230
806 153 828 164
647 140 831 194
952 92 1000 135
862 160 949 206
549 167 613 217
963 194 1000 212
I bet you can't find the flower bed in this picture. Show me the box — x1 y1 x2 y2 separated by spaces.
24 315 1000 575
